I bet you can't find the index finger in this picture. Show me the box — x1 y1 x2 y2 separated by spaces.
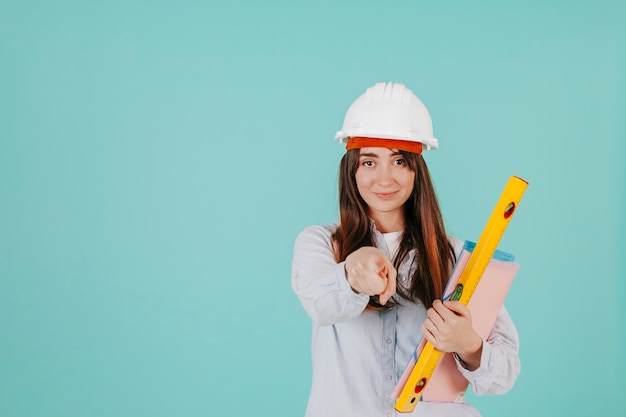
442 300 471 317
379 261 397 305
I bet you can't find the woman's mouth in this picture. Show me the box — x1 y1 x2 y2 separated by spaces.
374 192 396 199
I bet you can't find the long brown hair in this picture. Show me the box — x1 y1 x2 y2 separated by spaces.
332 148 455 309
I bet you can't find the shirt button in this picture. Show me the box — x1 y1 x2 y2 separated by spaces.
386 338 392 345
386 375 392 380
387 413 392 417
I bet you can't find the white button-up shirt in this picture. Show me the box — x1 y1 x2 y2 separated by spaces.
291 223 520 417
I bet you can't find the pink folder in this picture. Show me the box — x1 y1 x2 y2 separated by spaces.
392 243 519 403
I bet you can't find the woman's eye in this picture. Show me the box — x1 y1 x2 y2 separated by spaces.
362 160 374 167
394 158 406 165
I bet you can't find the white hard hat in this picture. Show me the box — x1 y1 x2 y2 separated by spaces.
335 82 438 152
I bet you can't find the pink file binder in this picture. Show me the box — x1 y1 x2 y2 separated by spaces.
392 244 519 403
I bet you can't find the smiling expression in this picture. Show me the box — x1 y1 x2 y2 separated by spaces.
355 147 416 229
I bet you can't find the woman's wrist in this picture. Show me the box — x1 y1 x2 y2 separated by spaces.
454 336 483 371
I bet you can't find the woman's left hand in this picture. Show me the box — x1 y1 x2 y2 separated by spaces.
421 300 483 370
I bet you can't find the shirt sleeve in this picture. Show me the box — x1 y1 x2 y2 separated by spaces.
291 225 370 327
455 306 521 396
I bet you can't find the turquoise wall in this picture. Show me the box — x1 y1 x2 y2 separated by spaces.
1 1 624 416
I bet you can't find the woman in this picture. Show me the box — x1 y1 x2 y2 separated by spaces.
291 82 520 417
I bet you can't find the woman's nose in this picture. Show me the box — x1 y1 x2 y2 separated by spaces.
376 165 393 185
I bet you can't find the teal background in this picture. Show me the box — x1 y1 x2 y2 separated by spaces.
1 1 624 416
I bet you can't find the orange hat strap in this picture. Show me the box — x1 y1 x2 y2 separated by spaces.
346 137 423 154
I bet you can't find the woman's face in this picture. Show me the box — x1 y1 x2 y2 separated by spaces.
355 147 416 222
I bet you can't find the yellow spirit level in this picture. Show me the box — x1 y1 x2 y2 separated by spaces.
394 176 528 413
